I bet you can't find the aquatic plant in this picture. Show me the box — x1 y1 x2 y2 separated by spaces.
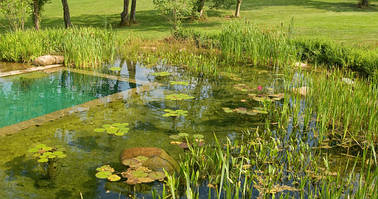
95 165 121 182
109 67 121 72
169 81 189 86
151 71 171 77
0 27 116 67
122 166 165 185
222 107 268 115
94 123 130 136
169 133 204 149
28 144 66 179
28 144 66 163
165 93 194 101
163 109 188 117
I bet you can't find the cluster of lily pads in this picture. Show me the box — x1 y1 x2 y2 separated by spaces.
169 81 189 86
163 109 188 117
222 107 268 115
151 71 171 77
95 165 121 182
95 156 166 185
165 93 194 101
169 133 204 149
28 144 66 163
94 123 130 136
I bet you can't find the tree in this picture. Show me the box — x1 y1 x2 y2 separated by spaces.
235 0 242 17
210 0 242 17
359 0 369 7
130 0 137 24
120 0 130 26
0 0 31 31
195 0 206 18
31 0 50 30
153 0 196 30
61 0 71 28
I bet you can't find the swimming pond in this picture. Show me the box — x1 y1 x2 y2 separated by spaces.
0 70 137 129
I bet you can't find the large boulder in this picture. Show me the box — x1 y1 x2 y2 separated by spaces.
120 147 179 174
32 55 64 66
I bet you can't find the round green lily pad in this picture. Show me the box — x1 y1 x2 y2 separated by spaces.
95 171 112 179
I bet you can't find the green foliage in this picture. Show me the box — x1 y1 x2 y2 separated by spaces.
170 81 189 86
0 0 32 31
95 123 130 136
210 0 233 9
165 93 195 101
28 144 66 163
152 0 197 29
163 109 188 117
293 39 378 78
0 27 116 67
95 165 121 181
151 71 171 77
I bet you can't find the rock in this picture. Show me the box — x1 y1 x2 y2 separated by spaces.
292 86 308 96
120 147 179 173
32 55 64 66
294 62 309 68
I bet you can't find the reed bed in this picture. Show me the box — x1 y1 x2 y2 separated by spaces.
0 27 116 67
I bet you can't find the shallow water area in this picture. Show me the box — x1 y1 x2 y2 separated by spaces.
0 61 282 198
0 62 31 73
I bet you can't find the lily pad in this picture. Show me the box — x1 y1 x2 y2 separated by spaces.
94 128 105 133
97 123 130 136
151 72 171 77
96 165 115 173
170 81 189 86
163 109 188 117
109 67 121 72
107 174 121 182
95 171 112 179
165 93 194 101
222 107 233 113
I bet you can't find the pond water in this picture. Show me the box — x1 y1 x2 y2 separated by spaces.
0 61 282 198
0 70 137 128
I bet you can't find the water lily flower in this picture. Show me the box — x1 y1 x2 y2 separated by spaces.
257 85 263 91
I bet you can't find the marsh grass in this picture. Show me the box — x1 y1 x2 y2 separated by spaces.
0 27 116 67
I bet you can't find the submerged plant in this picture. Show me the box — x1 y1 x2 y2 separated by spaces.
165 93 194 101
95 123 130 136
163 109 188 117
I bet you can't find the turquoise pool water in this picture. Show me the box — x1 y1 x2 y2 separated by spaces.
0 70 137 128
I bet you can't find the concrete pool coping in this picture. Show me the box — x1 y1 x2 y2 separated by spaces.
0 64 63 77
0 66 158 136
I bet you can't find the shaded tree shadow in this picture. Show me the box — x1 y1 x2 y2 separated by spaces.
3 155 39 182
242 0 377 12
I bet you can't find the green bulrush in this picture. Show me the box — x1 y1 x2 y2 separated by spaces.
0 27 116 68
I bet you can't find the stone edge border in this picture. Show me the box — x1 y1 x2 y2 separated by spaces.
0 64 63 77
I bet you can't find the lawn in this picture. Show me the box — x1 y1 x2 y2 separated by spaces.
1 0 377 47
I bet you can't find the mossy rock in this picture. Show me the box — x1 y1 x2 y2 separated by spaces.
120 147 179 174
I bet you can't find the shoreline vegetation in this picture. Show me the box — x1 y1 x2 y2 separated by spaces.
0 0 377 198
0 21 377 80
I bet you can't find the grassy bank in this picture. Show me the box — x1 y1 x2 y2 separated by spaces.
0 27 115 67
1 0 377 48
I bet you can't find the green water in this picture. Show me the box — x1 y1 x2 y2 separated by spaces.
0 62 280 198
0 70 137 128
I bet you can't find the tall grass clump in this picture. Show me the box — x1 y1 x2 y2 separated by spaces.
294 39 378 78
217 20 298 67
0 27 116 67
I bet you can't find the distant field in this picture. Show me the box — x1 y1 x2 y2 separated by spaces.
1 0 377 47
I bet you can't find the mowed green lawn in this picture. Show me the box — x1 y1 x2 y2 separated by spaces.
1 0 377 47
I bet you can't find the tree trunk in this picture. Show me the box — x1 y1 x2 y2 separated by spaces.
33 0 40 30
130 0 136 24
235 0 242 17
360 0 369 7
61 0 72 28
197 0 205 18
120 0 130 26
